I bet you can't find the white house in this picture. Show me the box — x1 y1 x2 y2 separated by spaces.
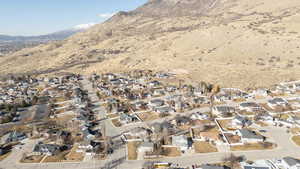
172 135 189 151
267 98 288 109
190 112 209 120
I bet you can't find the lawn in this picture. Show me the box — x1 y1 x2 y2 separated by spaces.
231 142 275 151
127 141 140 160
292 136 300 146
194 141 218 153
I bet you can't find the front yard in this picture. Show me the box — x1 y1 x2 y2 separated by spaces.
230 142 276 151
162 147 181 157
193 141 218 153
127 141 140 160
20 155 45 163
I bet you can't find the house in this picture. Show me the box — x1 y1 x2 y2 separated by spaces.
119 113 139 124
173 116 191 126
148 81 160 87
153 89 165 96
237 129 264 143
232 116 252 128
241 160 273 169
251 88 269 97
5 131 27 143
151 121 174 134
32 143 61 156
155 106 175 114
267 98 288 109
149 99 164 108
192 97 209 105
190 112 209 120
122 127 151 141
0 145 11 155
172 135 189 151
212 106 235 117
239 102 262 112
282 157 300 169
137 141 154 159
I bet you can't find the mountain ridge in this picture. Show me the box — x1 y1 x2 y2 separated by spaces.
1 0 300 89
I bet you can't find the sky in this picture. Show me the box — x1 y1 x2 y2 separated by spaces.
0 0 147 36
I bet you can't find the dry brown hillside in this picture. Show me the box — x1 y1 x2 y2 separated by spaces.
1 0 300 89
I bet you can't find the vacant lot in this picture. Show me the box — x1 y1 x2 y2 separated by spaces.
127 141 140 160
194 141 218 153
292 136 300 146
231 142 276 151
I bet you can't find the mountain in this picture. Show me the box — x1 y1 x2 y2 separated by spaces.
0 23 95 55
1 0 300 89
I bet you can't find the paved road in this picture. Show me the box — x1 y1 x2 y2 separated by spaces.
81 77 120 137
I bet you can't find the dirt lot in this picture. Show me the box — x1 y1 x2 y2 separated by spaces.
127 141 140 160
193 141 218 153
230 142 276 151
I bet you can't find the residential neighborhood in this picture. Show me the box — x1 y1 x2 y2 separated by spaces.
0 71 300 169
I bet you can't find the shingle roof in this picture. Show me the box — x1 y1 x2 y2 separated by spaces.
283 156 300 166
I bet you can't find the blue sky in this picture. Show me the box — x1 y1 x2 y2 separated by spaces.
0 0 147 36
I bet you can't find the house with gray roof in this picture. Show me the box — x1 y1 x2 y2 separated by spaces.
282 156 300 169
237 129 264 143
32 143 61 156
